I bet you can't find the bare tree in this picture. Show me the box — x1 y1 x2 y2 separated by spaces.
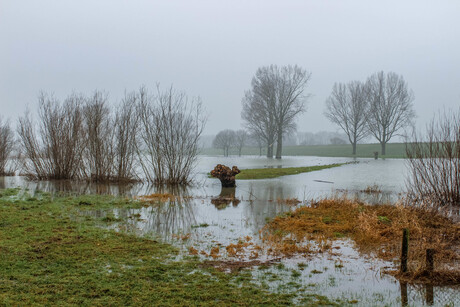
234 129 248 156
242 65 310 159
18 92 86 180
0 118 15 175
250 132 265 156
324 81 369 154
406 109 460 209
137 85 206 185
366 71 415 155
213 129 236 156
242 86 276 158
273 65 311 159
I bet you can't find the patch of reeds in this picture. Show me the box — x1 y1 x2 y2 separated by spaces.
262 196 460 285
361 184 382 194
277 198 302 205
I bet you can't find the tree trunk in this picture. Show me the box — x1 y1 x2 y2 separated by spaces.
381 142 386 156
267 145 272 158
352 142 357 155
275 131 282 159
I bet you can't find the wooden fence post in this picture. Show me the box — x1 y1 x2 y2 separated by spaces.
400 282 408 306
401 228 409 273
426 248 434 274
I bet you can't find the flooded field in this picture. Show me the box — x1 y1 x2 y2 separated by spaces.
1 156 458 306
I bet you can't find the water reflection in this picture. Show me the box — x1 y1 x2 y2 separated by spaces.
398 280 460 307
246 181 298 202
114 199 197 241
211 187 240 210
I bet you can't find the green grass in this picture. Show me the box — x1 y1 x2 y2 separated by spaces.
200 142 407 159
235 163 345 180
0 189 341 306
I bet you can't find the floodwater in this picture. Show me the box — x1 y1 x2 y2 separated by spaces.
1 156 458 306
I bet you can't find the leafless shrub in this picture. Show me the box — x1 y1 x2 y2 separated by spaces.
113 92 139 182
406 109 460 210
137 85 206 185
83 91 115 182
0 118 15 175
18 92 86 180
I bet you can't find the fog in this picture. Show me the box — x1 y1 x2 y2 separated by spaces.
1 0 459 135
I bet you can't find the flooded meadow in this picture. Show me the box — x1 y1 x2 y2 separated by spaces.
1 156 459 306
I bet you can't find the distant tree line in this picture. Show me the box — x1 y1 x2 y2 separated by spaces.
211 129 349 156
10 85 205 185
212 129 249 157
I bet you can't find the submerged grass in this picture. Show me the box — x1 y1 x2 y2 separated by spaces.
236 163 345 180
0 189 342 306
262 197 460 285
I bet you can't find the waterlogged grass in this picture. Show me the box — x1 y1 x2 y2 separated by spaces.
236 163 345 180
0 190 341 306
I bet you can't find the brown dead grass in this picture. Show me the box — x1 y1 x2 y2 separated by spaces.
200 258 281 273
136 193 178 203
262 197 460 285
276 198 302 205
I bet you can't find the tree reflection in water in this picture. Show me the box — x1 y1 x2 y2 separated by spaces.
211 187 240 210
114 186 197 242
244 182 297 232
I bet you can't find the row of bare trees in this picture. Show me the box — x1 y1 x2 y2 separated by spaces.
16 86 205 185
212 129 249 156
324 71 416 155
242 65 311 159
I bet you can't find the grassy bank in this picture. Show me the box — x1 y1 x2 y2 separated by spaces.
236 163 345 180
0 188 339 306
200 143 407 159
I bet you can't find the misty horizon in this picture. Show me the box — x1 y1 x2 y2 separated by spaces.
1 0 459 135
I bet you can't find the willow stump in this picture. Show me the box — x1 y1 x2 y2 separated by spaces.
210 164 240 188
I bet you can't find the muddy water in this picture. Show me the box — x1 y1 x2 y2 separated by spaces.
1 156 458 306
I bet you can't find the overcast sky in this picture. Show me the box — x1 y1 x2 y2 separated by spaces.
1 0 459 136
